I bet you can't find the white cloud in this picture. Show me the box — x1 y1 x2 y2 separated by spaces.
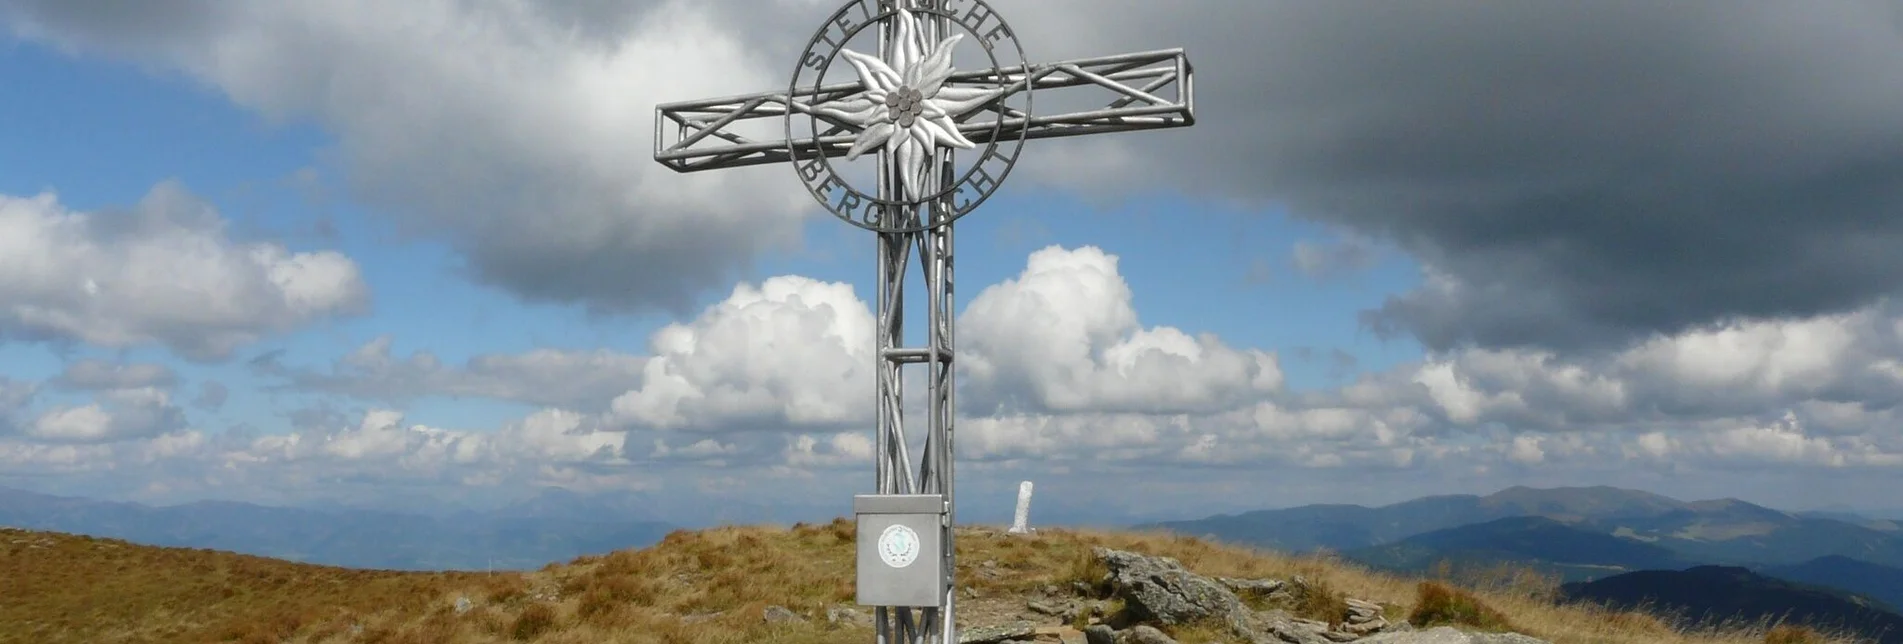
248 408 624 468
0 183 367 360
1 0 816 313
18 387 185 444
783 432 873 469
605 275 875 431
960 246 1283 414
10 245 1903 516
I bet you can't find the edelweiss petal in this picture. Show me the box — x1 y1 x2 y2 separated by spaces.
927 86 1000 119
894 134 923 200
920 115 978 150
894 9 925 79
815 96 885 126
914 35 964 98
838 48 902 94
846 122 897 160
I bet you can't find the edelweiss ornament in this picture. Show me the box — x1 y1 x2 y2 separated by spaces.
785 0 1032 233
815 7 1001 202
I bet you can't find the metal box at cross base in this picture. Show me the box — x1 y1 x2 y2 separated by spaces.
854 494 947 608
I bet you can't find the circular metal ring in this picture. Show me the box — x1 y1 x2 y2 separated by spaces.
785 0 1032 233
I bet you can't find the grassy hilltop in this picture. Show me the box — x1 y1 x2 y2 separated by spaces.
0 522 1858 644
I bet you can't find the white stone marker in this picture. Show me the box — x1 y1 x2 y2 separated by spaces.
1008 481 1035 534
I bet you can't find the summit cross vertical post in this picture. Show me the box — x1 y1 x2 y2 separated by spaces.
653 1 1194 641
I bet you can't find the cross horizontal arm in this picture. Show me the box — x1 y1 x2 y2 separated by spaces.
653 48 1195 173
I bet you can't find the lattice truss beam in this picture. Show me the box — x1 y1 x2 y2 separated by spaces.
654 49 1194 173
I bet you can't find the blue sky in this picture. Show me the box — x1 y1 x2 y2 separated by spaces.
0 40 1422 428
2 1 1901 526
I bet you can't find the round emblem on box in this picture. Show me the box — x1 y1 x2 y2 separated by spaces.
877 524 921 568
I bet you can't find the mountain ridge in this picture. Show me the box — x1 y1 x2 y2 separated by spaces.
0 485 673 570
1146 485 1903 569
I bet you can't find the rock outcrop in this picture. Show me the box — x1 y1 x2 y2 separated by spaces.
956 547 1550 644
1096 547 1249 633
1357 626 1550 643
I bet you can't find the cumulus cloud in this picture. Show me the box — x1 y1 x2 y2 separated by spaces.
0 0 820 315
240 408 626 480
606 275 875 431
0 183 367 360
18 388 186 444
1379 305 1903 435
960 246 1283 414
782 432 873 469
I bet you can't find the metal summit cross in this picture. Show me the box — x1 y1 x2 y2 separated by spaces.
652 1 1194 641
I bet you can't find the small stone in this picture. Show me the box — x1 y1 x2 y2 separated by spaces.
827 605 867 625
453 596 472 615
1343 617 1390 634
1116 625 1179 644
1083 624 1117 644
1028 600 1062 616
1345 598 1383 619
963 586 982 599
1218 577 1287 596
763 605 805 624
1073 581 1097 596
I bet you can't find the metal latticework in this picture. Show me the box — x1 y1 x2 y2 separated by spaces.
651 2 1194 642
655 48 1194 174
866 9 956 640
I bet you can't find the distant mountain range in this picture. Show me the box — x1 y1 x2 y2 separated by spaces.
1560 566 1903 643
1145 485 1903 569
1144 485 1903 640
1765 555 1903 615
0 486 673 571
1343 516 1691 582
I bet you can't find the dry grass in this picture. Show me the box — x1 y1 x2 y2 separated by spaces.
1410 581 1515 631
0 523 1873 644
1763 625 1828 644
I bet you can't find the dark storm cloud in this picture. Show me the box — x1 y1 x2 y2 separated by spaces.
1015 0 1903 352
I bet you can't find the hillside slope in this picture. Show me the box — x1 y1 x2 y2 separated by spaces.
0 523 1864 644
1764 556 1903 614
0 527 504 644
1559 566 1903 643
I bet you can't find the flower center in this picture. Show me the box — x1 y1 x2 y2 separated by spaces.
887 87 926 127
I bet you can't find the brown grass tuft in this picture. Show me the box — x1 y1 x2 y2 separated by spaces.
1292 577 1354 627
1764 625 1827 644
509 602 557 641
1409 580 1514 632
